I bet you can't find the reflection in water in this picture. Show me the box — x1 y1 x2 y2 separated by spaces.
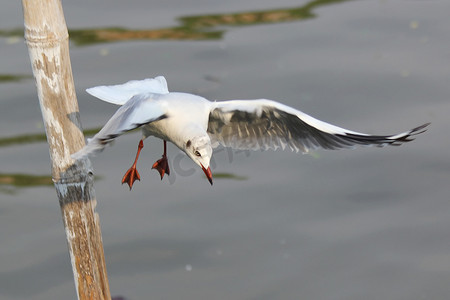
0 129 100 193
0 173 53 194
0 0 352 46
70 0 351 45
0 173 52 187
214 173 247 181
0 128 102 147
0 170 245 193
0 28 23 39
0 173 103 193
0 74 31 83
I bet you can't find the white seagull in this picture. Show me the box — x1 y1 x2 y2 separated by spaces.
72 76 429 189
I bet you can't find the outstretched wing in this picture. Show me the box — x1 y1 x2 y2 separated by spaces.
72 93 167 159
207 99 429 152
86 76 169 105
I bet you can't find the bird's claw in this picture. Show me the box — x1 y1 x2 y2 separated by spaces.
122 166 141 190
152 155 170 180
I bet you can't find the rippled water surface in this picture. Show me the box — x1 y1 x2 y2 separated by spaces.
1 1 449 299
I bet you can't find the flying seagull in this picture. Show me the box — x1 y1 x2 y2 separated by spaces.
72 76 429 189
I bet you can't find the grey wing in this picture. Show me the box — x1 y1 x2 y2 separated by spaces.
72 93 167 159
207 99 429 152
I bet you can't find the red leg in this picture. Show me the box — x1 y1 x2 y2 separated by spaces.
152 140 170 180
122 140 144 190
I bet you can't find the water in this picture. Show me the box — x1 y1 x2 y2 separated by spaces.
1 1 450 299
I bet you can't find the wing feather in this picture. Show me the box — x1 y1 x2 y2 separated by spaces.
207 99 429 152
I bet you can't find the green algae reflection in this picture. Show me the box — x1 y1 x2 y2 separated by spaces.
0 128 101 193
0 128 102 147
0 173 53 194
1 0 353 46
70 0 352 45
0 74 32 83
213 173 248 181
0 173 53 187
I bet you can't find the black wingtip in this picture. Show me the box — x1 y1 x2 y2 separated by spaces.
411 122 430 135
388 122 430 145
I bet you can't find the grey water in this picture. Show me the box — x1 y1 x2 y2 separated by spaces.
1 0 450 299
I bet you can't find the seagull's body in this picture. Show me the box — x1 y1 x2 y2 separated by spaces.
143 92 211 149
72 76 429 189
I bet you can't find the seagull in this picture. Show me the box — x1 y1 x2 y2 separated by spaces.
72 76 429 189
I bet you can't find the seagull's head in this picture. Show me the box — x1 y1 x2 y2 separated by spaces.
184 134 213 185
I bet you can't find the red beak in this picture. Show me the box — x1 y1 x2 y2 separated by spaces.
201 165 213 185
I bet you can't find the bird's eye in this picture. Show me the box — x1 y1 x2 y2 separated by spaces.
194 150 201 157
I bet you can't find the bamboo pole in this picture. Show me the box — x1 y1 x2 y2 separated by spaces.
21 1 111 299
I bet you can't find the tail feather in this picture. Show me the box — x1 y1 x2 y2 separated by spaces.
72 137 111 160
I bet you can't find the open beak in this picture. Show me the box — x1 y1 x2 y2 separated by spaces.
201 164 213 185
